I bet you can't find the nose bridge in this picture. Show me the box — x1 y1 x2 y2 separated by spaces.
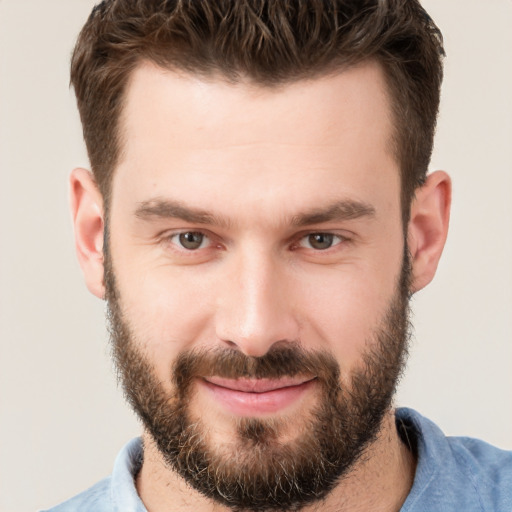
215 243 298 356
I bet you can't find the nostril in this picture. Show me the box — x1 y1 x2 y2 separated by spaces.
217 337 297 359
222 339 239 349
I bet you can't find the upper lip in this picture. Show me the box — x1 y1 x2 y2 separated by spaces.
203 376 315 393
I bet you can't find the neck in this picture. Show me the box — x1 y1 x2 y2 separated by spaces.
136 409 416 512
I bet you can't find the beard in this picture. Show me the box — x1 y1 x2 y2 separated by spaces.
104 249 411 512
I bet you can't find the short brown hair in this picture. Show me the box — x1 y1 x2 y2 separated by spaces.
71 0 444 219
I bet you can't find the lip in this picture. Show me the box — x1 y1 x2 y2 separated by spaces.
201 376 316 416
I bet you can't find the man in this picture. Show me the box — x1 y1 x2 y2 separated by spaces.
44 0 511 511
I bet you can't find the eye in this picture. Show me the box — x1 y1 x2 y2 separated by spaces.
299 233 344 250
170 231 209 250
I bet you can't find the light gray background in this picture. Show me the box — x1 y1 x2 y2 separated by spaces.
0 1 511 511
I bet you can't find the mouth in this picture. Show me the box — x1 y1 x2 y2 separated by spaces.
200 376 317 416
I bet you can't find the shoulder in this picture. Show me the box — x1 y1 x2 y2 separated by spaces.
39 477 113 512
397 408 512 511
447 434 512 502
39 438 145 512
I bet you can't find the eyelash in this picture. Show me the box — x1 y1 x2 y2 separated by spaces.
162 230 350 254
168 231 212 251
294 233 347 251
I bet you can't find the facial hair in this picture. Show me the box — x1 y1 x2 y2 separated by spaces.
104 250 411 512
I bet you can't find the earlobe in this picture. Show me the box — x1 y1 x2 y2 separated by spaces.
408 170 452 293
70 168 106 299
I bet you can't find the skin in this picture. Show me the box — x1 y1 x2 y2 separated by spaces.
71 60 451 511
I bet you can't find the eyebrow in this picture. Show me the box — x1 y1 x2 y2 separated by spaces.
135 199 231 228
291 200 376 226
134 197 376 227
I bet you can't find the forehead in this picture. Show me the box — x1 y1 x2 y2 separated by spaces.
119 59 394 151
113 60 398 219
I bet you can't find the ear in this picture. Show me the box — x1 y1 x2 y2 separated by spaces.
70 168 105 299
408 170 451 293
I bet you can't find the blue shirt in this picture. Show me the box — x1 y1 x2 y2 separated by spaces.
41 408 512 511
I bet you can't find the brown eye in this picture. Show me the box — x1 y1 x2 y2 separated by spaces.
177 232 206 250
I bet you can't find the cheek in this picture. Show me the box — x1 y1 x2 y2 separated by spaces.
114 263 217 380
296 259 402 374
298 278 369 370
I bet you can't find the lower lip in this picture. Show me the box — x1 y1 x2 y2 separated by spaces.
201 379 316 417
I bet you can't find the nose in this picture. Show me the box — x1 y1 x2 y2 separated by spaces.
215 247 300 357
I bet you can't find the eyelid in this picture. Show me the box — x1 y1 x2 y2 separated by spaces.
170 231 210 250
291 231 352 251
159 228 219 253
157 228 352 255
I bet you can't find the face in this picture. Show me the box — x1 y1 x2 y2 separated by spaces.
106 60 409 509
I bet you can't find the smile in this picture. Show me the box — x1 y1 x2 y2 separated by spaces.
201 377 317 416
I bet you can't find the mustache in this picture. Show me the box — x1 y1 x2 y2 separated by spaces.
172 345 341 395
